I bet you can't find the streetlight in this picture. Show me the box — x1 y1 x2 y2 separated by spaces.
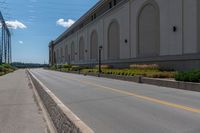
98 46 103 76
68 55 71 65
62 56 64 64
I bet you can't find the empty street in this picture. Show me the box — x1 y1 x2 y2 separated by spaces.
30 69 200 133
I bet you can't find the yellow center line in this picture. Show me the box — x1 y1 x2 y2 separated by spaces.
67 76 200 114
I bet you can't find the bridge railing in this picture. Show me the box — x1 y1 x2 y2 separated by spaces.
0 11 11 64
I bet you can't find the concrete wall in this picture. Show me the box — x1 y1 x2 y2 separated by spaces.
51 0 200 70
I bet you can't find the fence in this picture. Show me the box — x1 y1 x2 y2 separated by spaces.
0 11 11 64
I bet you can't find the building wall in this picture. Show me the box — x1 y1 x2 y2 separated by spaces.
51 0 200 70
183 0 198 54
198 0 200 53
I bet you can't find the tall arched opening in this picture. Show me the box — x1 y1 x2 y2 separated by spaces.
79 37 85 61
108 20 120 60
138 1 160 57
90 30 98 60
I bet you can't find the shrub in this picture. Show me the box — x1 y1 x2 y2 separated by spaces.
0 65 5 72
51 65 57 70
0 72 4 76
95 64 112 69
2 64 12 69
62 64 72 69
79 67 176 79
146 71 176 78
130 64 160 70
0 64 15 75
56 65 62 70
175 70 200 83
70 66 80 71
71 65 88 71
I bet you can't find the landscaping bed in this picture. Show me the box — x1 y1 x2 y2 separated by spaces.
175 70 200 83
50 64 200 83
50 64 177 79
49 64 200 92
0 64 16 76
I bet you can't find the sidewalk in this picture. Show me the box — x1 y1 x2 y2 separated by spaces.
0 69 47 133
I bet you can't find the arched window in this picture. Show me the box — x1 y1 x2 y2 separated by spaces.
79 37 85 61
108 20 120 60
71 42 75 61
90 30 98 60
138 1 160 57
65 45 68 63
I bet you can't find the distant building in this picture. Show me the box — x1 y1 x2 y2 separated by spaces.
49 0 200 70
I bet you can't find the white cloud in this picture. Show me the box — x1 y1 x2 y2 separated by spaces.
56 19 75 28
5 20 27 29
19 41 23 44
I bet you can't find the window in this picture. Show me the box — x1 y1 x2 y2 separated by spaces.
91 14 97 21
94 13 96 19
113 0 117 6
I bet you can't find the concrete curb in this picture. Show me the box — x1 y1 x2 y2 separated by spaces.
26 70 57 133
67 71 200 92
27 70 94 133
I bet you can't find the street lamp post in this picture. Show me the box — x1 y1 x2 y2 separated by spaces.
98 46 103 76
68 55 71 65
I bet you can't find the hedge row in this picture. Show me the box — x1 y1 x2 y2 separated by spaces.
175 70 200 83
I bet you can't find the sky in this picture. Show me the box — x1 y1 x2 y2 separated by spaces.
0 0 98 63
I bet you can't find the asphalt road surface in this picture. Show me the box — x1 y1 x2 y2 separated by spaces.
31 68 200 133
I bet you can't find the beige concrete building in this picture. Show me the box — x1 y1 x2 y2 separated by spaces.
49 0 200 70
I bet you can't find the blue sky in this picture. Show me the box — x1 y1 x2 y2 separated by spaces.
0 0 98 63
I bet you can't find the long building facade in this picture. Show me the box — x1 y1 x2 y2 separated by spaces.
49 0 200 70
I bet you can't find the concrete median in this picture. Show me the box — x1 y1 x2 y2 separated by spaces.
27 70 94 133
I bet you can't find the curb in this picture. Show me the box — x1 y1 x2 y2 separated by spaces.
26 70 57 133
27 70 94 133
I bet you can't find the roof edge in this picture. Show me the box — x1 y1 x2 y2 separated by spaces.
53 0 107 44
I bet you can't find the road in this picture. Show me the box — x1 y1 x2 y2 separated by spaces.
31 68 200 133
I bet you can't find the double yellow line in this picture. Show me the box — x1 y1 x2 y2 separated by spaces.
67 75 200 114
